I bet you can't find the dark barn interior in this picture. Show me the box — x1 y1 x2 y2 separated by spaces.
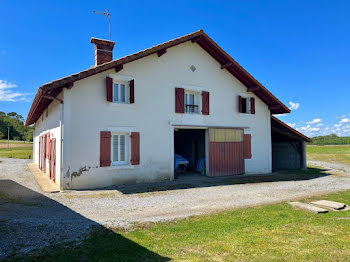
174 129 205 173
271 116 311 170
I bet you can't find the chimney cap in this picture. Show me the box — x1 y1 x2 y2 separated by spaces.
90 37 116 47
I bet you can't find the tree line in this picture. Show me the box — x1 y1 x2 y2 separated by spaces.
310 134 350 145
0 112 33 141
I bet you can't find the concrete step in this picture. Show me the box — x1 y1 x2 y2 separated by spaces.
311 200 347 210
288 202 328 214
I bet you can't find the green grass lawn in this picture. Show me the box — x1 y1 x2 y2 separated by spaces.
0 140 33 159
14 190 350 262
0 147 32 159
307 145 350 166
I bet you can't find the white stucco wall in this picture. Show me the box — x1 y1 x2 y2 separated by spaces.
62 41 272 189
33 95 62 187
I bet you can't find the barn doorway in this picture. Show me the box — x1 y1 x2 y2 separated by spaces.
174 129 206 176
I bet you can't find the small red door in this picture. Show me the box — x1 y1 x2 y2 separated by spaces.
52 138 56 182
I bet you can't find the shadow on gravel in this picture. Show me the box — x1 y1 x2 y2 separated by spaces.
0 179 170 261
116 167 330 194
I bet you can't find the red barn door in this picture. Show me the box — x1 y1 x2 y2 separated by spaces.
209 128 245 176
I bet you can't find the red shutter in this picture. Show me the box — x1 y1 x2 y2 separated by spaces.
106 77 113 102
201 91 210 115
47 133 51 160
238 96 242 113
175 88 185 113
250 98 255 114
243 134 252 159
129 79 135 104
100 131 111 167
131 132 140 165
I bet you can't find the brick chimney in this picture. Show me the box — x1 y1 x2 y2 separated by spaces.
90 38 116 66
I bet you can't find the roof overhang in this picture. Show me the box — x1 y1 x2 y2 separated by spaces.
271 116 312 142
26 29 290 126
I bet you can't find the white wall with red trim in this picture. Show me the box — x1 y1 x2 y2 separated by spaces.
54 41 272 189
33 94 62 187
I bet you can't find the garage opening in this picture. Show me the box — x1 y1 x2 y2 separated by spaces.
174 129 206 176
271 116 311 170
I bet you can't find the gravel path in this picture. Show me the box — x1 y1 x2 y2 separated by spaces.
1 158 350 258
309 160 350 173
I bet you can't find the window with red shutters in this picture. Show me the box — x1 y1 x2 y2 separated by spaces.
201 91 210 115
175 88 185 113
243 134 252 159
106 77 113 102
130 132 140 165
129 79 135 103
250 98 255 114
100 131 111 167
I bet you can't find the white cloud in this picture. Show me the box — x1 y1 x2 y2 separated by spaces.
288 101 300 110
287 123 296 128
340 117 350 124
0 80 31 102
307 118 322 125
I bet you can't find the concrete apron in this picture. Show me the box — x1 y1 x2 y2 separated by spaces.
27 163 60 193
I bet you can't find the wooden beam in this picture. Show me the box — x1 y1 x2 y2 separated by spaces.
247 86 259 92
220 62 232 69
191 36 202 43
64 82 74 89
115 64 123 73
157 48 167 57
42 95 63 104
269 105 281 110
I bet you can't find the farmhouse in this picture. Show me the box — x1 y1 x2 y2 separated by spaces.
26 30 311 190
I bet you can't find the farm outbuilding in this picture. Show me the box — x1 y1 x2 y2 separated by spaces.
271 116 312 170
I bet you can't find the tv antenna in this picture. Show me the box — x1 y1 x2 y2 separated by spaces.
93 9 112 40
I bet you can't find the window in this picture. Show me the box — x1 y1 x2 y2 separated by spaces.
241 97 252 114
185 91 199 113
112 133 129 165
113 82 128 103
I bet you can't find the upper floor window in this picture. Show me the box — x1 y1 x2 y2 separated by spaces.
113 82 128 103
185 90 200 114
238 96 255 115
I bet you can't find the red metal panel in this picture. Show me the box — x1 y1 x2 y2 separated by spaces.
243 134 252 159
209 141 244 176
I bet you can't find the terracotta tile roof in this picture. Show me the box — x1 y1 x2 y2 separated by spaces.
26 29 290 126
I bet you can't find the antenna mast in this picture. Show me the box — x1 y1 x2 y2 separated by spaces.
93 9 112 40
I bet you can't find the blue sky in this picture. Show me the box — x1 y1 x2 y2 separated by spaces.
1 0 349 137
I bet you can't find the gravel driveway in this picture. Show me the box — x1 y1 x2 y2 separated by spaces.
1 158 350 258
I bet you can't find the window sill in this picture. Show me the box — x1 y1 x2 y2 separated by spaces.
109 164 135 170
108 102 135 108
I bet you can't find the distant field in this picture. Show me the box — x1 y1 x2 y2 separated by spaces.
0 140 33 159
307 145 350 166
